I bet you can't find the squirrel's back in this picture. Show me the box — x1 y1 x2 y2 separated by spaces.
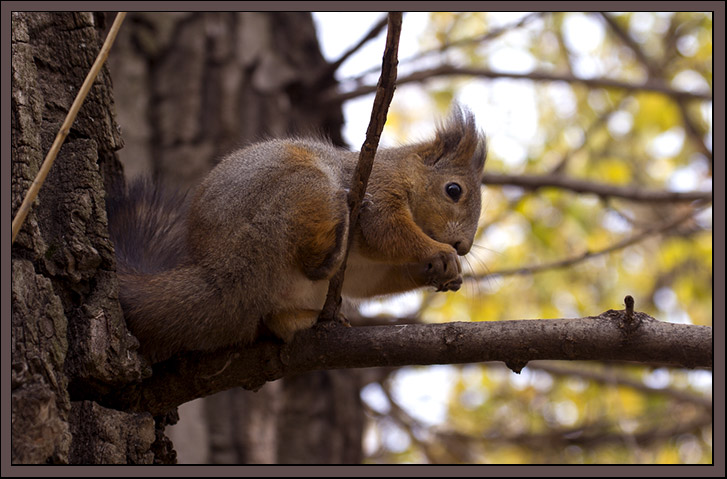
107 140 353 362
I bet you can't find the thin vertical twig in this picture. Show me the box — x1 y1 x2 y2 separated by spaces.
319 12 403 322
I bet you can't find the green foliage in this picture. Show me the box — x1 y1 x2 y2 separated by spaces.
364 11 712 465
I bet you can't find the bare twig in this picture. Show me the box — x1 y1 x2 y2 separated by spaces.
377 382 443 463
488 414 712 449
675 97 713 160
553 13 576 77
319 12 402 322
470 203 708 280
438 12 544 54
325 64 712 104
11 12 127 243
325 14 389 76
352 12 546 84
482 172 712 203
597 12 712 160
598 12 661 77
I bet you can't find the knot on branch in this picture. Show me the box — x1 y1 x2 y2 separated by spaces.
505 359 529 374
604 295 655 339
443 323 461 346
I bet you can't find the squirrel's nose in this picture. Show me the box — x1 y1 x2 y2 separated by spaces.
453 241 470 256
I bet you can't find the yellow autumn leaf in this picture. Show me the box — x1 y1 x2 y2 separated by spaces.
656 445 682 464
594 158 632 184
633 92 681 132
431 89 455 112
658 238 690 270
615 385 645 416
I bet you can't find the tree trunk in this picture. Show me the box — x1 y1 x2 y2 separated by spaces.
11 12 155 464
277 370 364 464
109 11 344 190
106 12 361 464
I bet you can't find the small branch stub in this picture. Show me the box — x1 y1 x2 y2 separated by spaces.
619 294 643 334
624 295 635 321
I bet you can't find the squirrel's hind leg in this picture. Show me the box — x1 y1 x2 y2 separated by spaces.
293 188 350 281
264 309 320 343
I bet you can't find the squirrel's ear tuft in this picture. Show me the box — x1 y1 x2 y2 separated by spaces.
419 104 487 174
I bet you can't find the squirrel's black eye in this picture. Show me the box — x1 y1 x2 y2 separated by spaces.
445 182 462 202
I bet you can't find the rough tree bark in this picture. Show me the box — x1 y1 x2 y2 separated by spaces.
106 12 359 464
11 12 154 464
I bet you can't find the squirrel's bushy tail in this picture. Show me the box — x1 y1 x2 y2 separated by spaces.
107 179 191 275
107 179 260 362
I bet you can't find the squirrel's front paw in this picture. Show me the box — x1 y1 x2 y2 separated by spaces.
422 248 462 292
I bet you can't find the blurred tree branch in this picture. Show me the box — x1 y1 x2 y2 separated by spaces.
351 12 546 84
325 64 712 104
376 382 444 463
367 381 474 463
468 203 709 281
488 413 712 449
366 359 710 462
322 14 388 78
525 361 711 409
597 12 712 161
598 12 662 77
483 173 712 203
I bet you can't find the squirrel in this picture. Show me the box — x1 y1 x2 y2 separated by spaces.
107 106 487 363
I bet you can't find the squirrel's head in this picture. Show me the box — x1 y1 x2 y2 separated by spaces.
409 106 487 256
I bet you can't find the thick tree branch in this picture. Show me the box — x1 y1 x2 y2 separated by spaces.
102 306 712 416
482 172 712 203
325 64 712 104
